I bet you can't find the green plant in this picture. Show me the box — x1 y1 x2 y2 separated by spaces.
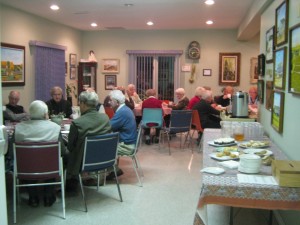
66 83 78 99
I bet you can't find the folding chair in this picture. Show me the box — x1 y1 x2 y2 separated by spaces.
140 108 163 146
13 141 65 223
162 110 193 155
79 132 122 212
119 125 144 187
190 110 204 149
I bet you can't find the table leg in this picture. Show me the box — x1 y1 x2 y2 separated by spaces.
268 210 273 225
229 207 234 225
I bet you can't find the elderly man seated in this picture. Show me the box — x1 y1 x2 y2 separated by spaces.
3 90 30 122
14 100 66 207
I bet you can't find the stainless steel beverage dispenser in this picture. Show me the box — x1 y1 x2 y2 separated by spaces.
232 91 249 118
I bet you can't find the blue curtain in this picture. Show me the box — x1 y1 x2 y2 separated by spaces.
31 42 66 101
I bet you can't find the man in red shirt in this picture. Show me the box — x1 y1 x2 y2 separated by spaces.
141 89 162 145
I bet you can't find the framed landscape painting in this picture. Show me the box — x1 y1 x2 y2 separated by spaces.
219 52 240 86
265 81 274 111
1 42 25 86
266 26 275 63
257 80 264 103
102 59 120 73
271 90 284 133
250 57 258 83
288 23 300 95
275 0 289 47
273 47 287 90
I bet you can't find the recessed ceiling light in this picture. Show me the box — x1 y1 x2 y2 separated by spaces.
124 4 134 7
50 4 59 10
205 0 215 5
91 23 98 27
206 20 213 25
147 21 154 26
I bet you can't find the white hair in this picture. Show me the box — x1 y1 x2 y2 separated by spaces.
78 90 99 107
109 90 125 104
175 88 185 95
29 100 48 119
200 90 212 100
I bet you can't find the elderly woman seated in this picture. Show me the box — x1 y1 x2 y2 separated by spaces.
248 86 259 114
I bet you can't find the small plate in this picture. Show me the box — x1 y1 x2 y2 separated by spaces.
242 148 272 156
216 146 239 152
239 141 270 148
201 167 225 175
208 141 238 147
209 152 239 161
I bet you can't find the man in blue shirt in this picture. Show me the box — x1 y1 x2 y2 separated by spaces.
107 90 137 179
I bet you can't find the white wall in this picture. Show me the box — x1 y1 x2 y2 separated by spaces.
82 30 259 102
260 0 300 224
1 5 82 109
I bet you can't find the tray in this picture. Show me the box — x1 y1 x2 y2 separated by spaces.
208 141 238 147
239 141 270 148
209 152 239 161
242 148 272 156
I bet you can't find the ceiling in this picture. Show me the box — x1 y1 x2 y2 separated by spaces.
0 0 257 31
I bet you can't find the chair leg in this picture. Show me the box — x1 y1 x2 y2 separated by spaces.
78 174 88 212
13 176 17 223
167 133 171 155
113 166 123 202
131 156 143 187
60 173 66 219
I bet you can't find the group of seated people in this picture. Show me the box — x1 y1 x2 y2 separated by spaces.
4 86 139 208
3 83 259 208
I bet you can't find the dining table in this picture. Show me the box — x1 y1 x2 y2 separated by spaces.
193 128 300 225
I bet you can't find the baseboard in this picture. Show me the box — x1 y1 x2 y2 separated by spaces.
274 210 286 225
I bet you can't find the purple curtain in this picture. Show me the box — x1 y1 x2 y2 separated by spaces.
30 41 66 101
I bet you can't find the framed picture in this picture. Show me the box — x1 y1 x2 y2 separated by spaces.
102 59 120 73
250 57 258 83
265 26 275 63
271 90 284 133
288 23 300 95
70 67 76 79
257 54 265 76
218 52 240 85
69 53 77 66
265 81 274 111
203 69 211 76
257 80 264 103
1 42 25 86
105 75 117 90
273 47 287 90
275 0 289 47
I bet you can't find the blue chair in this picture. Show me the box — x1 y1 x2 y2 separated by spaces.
119 125 144 187
79 132 122 212
13 141 65 223
140 108 163 145
162 110 193 155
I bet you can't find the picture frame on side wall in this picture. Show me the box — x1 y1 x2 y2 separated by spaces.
265 81 274 111
288 23 300 95
105 75 117 90
250 57 258 83
271 90 284 133
257 80 264 103
265 26 275 63
257 54 265 77
102 59 120 73
275 0 289 47
218 52 240 86
273 47 287 90
1 42 25 86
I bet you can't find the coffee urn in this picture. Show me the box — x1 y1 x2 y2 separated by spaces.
232 91 249 118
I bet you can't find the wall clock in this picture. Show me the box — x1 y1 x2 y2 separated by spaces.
187 41 200 59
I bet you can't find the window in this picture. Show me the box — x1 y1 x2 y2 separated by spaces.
127 50 183 101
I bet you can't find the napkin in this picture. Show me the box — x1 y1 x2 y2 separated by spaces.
218 160 239 169
200 167 225 175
